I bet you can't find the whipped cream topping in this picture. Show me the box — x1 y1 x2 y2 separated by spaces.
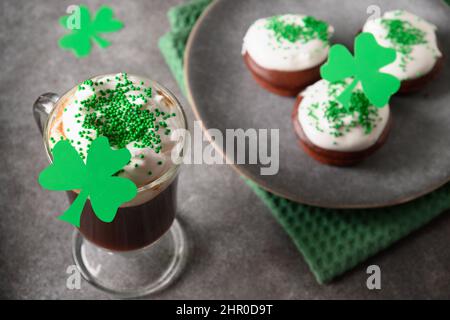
242 14 334 71
48 73 183 190
363 10 442 81
298 80 390 152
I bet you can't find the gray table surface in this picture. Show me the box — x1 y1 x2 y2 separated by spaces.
0 0 449 300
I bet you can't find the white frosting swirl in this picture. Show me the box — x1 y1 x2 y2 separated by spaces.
48 73 183 191
363 10 442 81
298 80 390 152
242 14 334 71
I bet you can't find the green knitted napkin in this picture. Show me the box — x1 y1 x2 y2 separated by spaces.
159 0 450 283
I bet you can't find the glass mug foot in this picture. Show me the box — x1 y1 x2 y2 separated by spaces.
72 218 188 298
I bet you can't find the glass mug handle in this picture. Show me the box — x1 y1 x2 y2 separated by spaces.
33 92 59 135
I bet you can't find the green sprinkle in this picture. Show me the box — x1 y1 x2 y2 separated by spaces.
381 18 427 71
79 73 166 152
382 19 426 47
266 15 330 44
324 89 378 136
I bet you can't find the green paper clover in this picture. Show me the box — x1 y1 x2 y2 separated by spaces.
39 136 137 227
59 5 124 58
320 32 400 109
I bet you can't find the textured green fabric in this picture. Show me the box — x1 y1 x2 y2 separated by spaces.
159 0 213 94
159 0 450 283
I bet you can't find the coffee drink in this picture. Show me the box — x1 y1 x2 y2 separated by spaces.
46 73 185 251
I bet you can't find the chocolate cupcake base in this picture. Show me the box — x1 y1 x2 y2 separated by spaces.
292 96 392 166
398 54 444 94
243 52 322 97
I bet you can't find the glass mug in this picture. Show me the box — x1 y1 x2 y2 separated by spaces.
33 75 188 298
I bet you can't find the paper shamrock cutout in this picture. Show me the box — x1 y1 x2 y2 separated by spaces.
39 136 137 227
320 32 400 109
59 5 124 58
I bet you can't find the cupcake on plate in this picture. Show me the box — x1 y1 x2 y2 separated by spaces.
363 10 443 93
242 14 334 96
292 79 391 166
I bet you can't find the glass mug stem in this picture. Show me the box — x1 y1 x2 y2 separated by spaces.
33 75 188 298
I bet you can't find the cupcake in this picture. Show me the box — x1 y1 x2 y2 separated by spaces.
292 80 391 166
363 10 443 93
242 14 334 96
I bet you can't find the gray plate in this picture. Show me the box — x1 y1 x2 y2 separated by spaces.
185 0 450 208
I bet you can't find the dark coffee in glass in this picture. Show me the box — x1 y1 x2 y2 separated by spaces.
68 178 177 252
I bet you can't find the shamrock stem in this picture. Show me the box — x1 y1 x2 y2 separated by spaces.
92 35 111 48
59 189 89 228
338 78 359 109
